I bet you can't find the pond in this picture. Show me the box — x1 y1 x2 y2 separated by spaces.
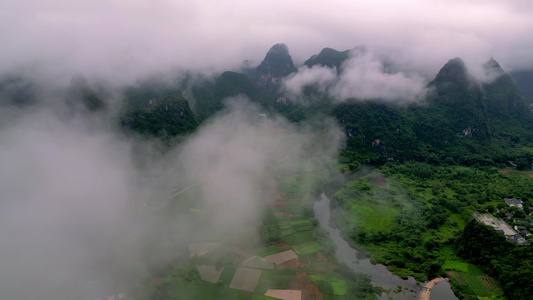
314 193 420 299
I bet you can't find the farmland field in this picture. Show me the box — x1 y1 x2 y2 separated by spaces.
309 274 346 296
446 271 466 285
218 267 237 286
442 260 503 298
442 260 469 273
282 231 313 245
255 246 281 257
255 271 298 294
478 276 503 294
168 286 251 300
458 272 489 295
292 241 319 255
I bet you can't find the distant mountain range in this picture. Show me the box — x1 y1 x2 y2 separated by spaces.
1 43 532 167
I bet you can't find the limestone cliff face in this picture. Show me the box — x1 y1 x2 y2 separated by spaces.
66 74 106 112
254 43 297 91
426 58 490 140
482 58 531 122
304 47 350 72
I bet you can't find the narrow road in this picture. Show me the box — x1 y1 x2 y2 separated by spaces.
418 277 446 300
168 178 206 199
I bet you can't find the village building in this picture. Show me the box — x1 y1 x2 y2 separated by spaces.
504 198 524 210
514 225 527 231
473 212 529 245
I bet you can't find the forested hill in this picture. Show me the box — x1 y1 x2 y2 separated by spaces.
334 57 533 168
3 43 532 167
304 47 350 72
456 220 533 299
115 44 533 167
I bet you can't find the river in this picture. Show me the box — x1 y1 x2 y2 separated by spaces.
313 193 419 299
314 192 460 300
429 281 458 300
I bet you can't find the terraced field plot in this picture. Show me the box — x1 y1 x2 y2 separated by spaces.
309 274 346 296
442 260 469 273
168 286 251 299
478 276 503 294
283 231 313 245
443 260 503 298
255 246 281 257
219 267 237 286
458 272 490 295
255 270 298 294
292 242 319 255
447 271 503 298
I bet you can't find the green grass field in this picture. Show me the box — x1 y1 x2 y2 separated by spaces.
449 213 469 230
445 261 503 298
457 272 489 295
334 175 417 238
350 204 397 232
290 219 311 226
218 267 237 286
283 231 314 245
255 271 297 294
275 205 302 214
309 274 346 295
293 241 319 255
442 260 469 273
280 228 295 236
442 260 483 275
255 246 281 257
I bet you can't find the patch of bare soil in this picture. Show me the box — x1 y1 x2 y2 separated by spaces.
278 259 299 270
297 272 322 300
316 252 328 262
373 176 386 187
151 278 165 286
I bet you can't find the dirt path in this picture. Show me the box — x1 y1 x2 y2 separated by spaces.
418 277 446 300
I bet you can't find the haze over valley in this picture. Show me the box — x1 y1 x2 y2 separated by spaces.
1 1 533 300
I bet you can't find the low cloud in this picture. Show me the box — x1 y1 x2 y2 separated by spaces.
283 65 337 97
283 50 429 102
0 96 343 299
2 0 533 83
332 52 428 101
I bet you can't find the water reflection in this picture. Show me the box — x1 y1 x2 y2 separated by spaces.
429 281 458 300
314 193 419 299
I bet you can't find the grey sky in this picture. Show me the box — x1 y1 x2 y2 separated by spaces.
1 0 532 81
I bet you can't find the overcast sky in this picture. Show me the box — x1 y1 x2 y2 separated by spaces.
1 0 533 81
